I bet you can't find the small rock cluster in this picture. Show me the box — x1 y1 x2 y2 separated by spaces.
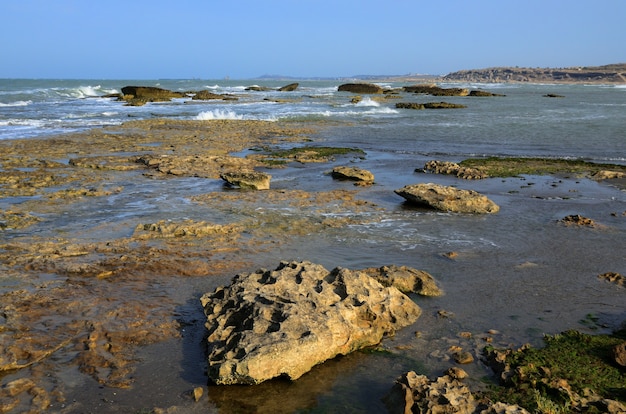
421 160 489 179
385 371 530 414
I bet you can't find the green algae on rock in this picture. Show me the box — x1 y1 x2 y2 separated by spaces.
458 157 626 178
483 330 626 413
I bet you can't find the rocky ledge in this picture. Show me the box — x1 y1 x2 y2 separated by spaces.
200 260 426 385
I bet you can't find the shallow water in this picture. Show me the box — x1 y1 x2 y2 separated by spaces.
1 80 625 413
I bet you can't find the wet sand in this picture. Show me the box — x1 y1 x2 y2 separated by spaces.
1 120 625 413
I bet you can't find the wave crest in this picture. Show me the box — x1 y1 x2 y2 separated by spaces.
196 109 244 120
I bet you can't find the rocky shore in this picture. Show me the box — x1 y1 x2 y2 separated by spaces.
1 111 625 412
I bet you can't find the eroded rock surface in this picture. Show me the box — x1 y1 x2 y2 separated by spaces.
331 166 375 183
421 160 489 180
220 171 272 190
598 272 625 287
360 265 443 296
395 183 500 214
559 214 597 227
385 372 530 414
200 260 422 385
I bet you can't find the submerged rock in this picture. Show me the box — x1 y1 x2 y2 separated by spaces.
395 183 500 214
200 260 422 385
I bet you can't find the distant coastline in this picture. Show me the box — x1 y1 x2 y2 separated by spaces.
442 63 626 84
257 63 626 84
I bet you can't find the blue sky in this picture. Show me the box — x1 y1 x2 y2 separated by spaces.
2 0 625 79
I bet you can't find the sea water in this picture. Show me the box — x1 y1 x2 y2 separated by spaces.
1 78 625 413
1 79 625 164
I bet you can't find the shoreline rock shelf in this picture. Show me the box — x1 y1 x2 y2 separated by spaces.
200 261 423 385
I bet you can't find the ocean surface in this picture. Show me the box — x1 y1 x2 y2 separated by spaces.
1 78 625 164
1 78 625 413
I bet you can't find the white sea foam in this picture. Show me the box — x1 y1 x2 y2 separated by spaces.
354 97 380 107
0 100 31 107
196 109 244 120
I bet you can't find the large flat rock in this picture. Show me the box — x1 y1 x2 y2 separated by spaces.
200 261 422 385
395 183 499 214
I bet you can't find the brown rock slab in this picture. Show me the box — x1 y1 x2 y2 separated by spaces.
220 171 272 190
338 83 383 94
395 183 500 214
331 166 375 182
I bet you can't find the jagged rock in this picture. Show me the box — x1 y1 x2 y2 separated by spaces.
331 166 374 183
360 265 443 296
200 260 422 385
338 83 384 94
395 183 500 214
559 214 597 227
446 367 469 380
384 372 530 414
421 160 489 179
598 272 625 287
220 171 271 190
278 83 299 91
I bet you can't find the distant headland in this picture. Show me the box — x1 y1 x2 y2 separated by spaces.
257 64 626 84
441 63 626 84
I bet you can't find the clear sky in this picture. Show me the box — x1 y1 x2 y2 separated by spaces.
2 0 625 79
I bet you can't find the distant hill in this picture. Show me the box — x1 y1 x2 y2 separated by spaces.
443 63 626 83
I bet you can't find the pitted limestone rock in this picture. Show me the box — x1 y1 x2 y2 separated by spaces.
200 260 422 385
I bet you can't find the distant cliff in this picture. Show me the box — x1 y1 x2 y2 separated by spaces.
443 63 626 84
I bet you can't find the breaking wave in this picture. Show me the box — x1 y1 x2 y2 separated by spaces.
196 109 244 120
